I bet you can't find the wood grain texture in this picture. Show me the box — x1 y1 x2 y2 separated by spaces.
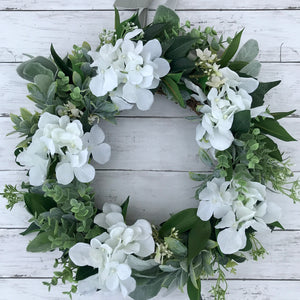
1 0 299 10
0 229 300 279
1 11 300 62
0 1 299 299
1 117 299 172
0 278 299 300
1 63 300 116
1 170 300 229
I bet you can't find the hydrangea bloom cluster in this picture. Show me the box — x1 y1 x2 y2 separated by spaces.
194 66 262 151
17 112 111 186
197 178 282 254
89 29 170 111
69 203 155 298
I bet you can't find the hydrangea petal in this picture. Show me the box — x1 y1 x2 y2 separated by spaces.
56 162 74 185
69 243 94 266
136 88 154 111
142 39 162 60
90 125 105 145
153 57 170 78
74 164 95 183
217 228 243 254
92 143 111 165
117 264 131 280
197 200 213 221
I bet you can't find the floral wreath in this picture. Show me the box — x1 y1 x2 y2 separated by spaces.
2 3 299 300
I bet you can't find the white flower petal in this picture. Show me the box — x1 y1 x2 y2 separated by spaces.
215 211 236 228
56 162 74 185
92 143 111 165
217 228 243 254
90 125 105 145
117 264 132 280
136 88 154 111
197 200 214 221
263 202 282 224
239 77 259 93
111 96 134 111
73 164 95 183
142 39 162 60
69 243 94 266
89 74 106 97
38 112 59 128
120 277 136 298
106 212 125 228
124 28 143 40
210 128 234 151
77 274 99 294
103 203 122 214
136 236 155 257
153 57 170 78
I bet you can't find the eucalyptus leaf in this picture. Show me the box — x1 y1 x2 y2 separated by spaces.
27 232 53 252
153 5 180 28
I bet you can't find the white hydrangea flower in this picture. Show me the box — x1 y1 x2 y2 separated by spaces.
83 124 111 165
214 181 282 254
89 30 170 111
16 112 112 186
55 149 95 185
197 177 238 221
69 235 136 298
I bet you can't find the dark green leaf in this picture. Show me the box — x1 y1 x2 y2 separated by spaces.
114 6 121 31
75 266 98 281
159 208 198 237
24 193 57 216
20 222 40 236
121 196 130 219
271 110 296 120
153 5 180 28
27 232 52 252
219 29 244 67
162 77 185 107
251 80 281 108
263 136 282 161
231 110 251 134
144 23 167 41
268 221 285 230
166 73 183 83
228 254 247 263
170 57 195 74
188 219 211 262
165 36 198 60
50 44 73 79
254 118 296 141
187 278 202 300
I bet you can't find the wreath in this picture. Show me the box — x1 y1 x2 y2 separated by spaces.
2 3 299 300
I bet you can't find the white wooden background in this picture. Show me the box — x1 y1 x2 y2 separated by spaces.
1 1 300 299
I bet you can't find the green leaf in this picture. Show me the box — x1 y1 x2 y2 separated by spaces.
235 39 259 63
240 60 261 77
153 5 180 28
231 110 251 134
50 44 73 79
271 109 296 120
143 23 167 41
20 222 40 236
162 77 185 107
24 193 57 216
268 221 285 230
228 61 248 72
165 36 198 60
254 118 296 141
189 172 210 182
188 219 211 262
219 29 244 67
170 57 195 74
159 208 198 237
228 254 247 263
75 266 98 281
20 108 32 121
251 80 281 108
27 232 52 252
263 136 282 161
164 237 187 257
34 74 53 94
121 196 130 219
114 6 121 31
72 71 82 87
187 277 202 300
17 56 57 82
166 73 183 83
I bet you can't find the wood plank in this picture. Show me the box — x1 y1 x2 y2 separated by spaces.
0 278 299 300
1 171 300 229
1 117 299 172
1 63 300 116
0 229 300 279
1 0 299 10
1 11 300 62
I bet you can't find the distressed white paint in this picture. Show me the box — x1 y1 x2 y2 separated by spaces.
0 0 299 10
1 11 300 62
0 1 300 299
